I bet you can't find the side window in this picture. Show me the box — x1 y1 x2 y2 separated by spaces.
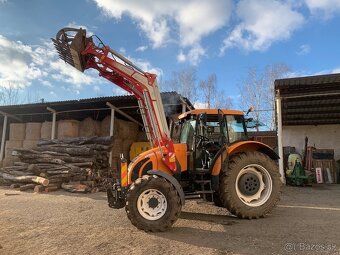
180 120 196 149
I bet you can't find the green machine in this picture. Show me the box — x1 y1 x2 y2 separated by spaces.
286 154 314 186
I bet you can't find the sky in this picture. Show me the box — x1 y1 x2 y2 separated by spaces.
1 0 340 109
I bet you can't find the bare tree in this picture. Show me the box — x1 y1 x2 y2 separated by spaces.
0 84 20 105
162 67 199 104
212 90 233 109
239 63 291 130
199 74 217 109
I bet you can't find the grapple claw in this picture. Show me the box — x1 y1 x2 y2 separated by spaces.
51 27 91 72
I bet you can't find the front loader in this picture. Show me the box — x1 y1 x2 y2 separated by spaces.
52 28 282 232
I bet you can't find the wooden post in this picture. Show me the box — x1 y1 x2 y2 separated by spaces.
47 107 56 139
276 94 285 184
0 114 8 161
106 102 115 167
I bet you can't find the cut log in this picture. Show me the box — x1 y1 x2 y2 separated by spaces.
0 170 34 176
46 170 69 175
45 185 59 192
19 184 35 191
61 182 88 193
13 162 29 167
32 176 49 186
34 185 45 193
35 146 93 156
0 172 35 183
10 184 20 189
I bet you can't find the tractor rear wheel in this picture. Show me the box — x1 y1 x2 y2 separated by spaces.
125 174 182 232
220 151 281 219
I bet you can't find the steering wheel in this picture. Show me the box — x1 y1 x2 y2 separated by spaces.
195 135 209 147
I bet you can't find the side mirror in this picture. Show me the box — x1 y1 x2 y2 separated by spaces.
198 113 207 126
246 106 254 116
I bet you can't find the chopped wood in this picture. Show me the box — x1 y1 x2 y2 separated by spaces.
0 136 114 193
19 184 35 191
45 185 59 192
13 162 29 167
32 176 49 186
34 185 45 193
10 184 20 189
61 183 88 193
46 170 69 175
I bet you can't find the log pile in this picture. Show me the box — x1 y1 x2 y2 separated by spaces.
0 136 114 193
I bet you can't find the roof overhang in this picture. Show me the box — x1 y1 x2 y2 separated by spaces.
275 73 340 126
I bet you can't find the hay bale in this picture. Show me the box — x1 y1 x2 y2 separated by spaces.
100 115 111 137
23 139 38 149
113 119 138 140
41 121 52 139
100 116 125 137
57 120 79 139
9 123 26 140
111 138 123 158
25 122 42 140
79 117 100 137
5 140 23 158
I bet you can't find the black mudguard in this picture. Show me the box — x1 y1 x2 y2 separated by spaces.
147 170 185 206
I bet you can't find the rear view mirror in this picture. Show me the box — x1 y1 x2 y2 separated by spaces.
246 106 254 116
198 113 207 126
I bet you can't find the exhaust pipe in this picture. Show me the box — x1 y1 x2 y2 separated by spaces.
51 27 91 72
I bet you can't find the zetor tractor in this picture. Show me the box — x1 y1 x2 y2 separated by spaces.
53 27 282 232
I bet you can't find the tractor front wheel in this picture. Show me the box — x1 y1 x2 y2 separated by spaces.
125 175 182 232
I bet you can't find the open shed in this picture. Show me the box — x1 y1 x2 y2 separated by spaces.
0 91 193 167
275 73 340 183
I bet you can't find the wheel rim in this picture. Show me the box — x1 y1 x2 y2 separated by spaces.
137 189 167 221
235 164 273 207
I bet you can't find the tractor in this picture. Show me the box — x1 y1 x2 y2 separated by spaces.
52 27 281 232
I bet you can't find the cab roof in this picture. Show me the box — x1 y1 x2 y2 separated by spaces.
178 109 244 120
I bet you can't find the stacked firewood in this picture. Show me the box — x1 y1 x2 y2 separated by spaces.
0 136 114 193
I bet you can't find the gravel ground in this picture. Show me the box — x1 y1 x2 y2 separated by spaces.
1 185 340 255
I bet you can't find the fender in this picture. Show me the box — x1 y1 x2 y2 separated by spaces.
228 140 279 160
147 170 185 206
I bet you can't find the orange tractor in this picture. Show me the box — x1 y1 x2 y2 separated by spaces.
53 28 281 232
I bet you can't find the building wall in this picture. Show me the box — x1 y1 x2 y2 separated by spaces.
283 125 340 160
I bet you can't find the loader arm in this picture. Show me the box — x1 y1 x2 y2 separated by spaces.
52 28 176 171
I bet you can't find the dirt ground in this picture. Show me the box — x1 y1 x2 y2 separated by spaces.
1 185 340 255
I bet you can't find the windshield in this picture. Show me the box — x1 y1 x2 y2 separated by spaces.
225 115 248 143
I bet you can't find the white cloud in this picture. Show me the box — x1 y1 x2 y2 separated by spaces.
93 0 232 63
177 45 205 65
93 85 101 92
49 91 57 97
128 56 163 77
50 60 95 87
136 45 148 52
0 0 7 3
66 22 94 36
186 45 205 65
304 0 340 17
194 101 208 109
177 51 186 63
221 0 304 53
0 35 46 88
297 44 311 55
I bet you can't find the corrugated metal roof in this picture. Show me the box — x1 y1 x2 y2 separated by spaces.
0 91 194 123
275 73 340 126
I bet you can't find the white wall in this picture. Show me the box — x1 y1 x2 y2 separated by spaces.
283 125 340 160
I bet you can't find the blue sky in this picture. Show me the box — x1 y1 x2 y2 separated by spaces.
1 0 340 108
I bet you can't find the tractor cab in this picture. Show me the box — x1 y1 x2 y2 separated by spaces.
174 109 248 174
